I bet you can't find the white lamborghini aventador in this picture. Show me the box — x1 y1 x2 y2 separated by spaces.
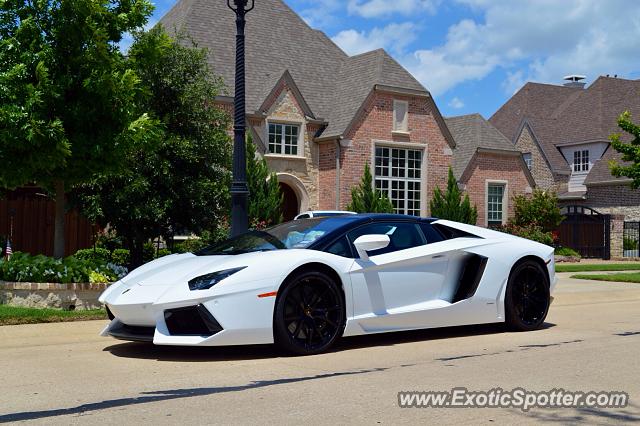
99 214 557 355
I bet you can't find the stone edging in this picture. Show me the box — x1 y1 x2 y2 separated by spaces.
0 281 111 291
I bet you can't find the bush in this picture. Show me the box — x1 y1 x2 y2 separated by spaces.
111 249 131 267
555 247 580 257
74 248 111 263
347 163 395 213
497 223 555 246
430 167 478 224
511 190 563 233
0 252 127 283
624 237 638 251
173 238 207 254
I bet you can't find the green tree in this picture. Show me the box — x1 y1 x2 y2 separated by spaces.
347 163 395 213
511 189 563 232
0 0 157 258
610 111 640 187
430 168 478 224
75 28 231 267
247 136 283 229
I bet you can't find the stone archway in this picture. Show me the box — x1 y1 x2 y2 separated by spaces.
279 182 298 222
276 173 310 221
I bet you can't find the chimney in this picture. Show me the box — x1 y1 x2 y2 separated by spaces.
563 75 586 88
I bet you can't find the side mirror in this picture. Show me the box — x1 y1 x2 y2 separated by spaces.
353 234 390 261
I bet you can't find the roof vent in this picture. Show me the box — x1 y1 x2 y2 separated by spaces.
563 75 586 88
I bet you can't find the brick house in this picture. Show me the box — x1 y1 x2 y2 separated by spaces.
490 76 640 258
161 0 536 224
446 114 535 227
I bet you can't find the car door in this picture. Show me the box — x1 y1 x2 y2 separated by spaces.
346 222 450 326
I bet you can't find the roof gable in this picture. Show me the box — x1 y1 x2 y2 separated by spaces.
490 76 640 178
447 114 519 179
160 0 431 139
258 70 316 119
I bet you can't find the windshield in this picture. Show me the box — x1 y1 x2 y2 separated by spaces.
196 218 332 255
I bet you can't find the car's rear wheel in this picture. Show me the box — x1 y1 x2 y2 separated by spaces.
505 259 550 331
274 270 345 355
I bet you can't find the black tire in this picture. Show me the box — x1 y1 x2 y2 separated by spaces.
505 259 550 331
274 270 345 355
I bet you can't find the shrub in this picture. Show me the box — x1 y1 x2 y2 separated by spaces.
74 248 111 263
555 247 580 257
512 190 563 233
0 252 126 283
624 237 639 251
496 223 554 246
111 249 131 267
173 238 208 254
430 167 478 224
347 163 395 213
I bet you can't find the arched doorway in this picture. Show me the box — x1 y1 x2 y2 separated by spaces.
275 173 310 222
279 183 298 222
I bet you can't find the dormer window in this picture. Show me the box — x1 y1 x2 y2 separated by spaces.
268 123 299 156
393 100 409 133
573 149 589 172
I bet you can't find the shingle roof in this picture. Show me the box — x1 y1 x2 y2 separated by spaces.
490 77 640 183
159 0 428 138
446 114 520 179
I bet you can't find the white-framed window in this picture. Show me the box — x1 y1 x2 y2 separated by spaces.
374 146 422 216
393 100 409 133
487 183 506 226
573 149 589 172
523 152 532 170
268 123 299 155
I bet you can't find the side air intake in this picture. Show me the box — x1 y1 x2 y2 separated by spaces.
452 254 488 303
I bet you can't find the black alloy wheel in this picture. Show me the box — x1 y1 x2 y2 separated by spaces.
505 259 551 331
274 270 345 355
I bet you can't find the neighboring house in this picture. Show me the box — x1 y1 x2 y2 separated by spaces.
447 114 535 227
490 76 640 212
160 0 455 221
490 76 640 258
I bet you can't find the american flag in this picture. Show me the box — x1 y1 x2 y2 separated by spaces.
4 239 12 261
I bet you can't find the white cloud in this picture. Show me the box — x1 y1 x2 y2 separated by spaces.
347 0 439 18
448 97 465 109
332 22 417 56
300 0 343 28
403 0 640 96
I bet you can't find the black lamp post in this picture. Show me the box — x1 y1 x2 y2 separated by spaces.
227 0 254 236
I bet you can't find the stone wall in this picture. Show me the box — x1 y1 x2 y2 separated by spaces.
261 84 319 211
0 282 109 310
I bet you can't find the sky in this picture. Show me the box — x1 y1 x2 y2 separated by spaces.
146 0 640 118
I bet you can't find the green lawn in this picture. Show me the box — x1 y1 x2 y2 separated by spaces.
571 272 640 283
556 263 640 273
0 305 107 326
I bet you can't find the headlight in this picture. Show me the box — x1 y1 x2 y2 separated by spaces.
188 267 247 291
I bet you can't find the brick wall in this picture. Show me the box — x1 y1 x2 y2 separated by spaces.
318 91 454 214
461 152 534 226
560 184 640 221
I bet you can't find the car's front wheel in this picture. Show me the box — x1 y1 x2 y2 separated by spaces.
505 259 550 331
274 270 345 355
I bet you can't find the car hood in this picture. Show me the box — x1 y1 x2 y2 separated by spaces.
121 253 237 286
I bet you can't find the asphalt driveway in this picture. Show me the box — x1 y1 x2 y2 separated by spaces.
1 273 639 425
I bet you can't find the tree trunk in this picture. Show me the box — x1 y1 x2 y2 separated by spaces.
53 179 66 259
129 238 145 270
